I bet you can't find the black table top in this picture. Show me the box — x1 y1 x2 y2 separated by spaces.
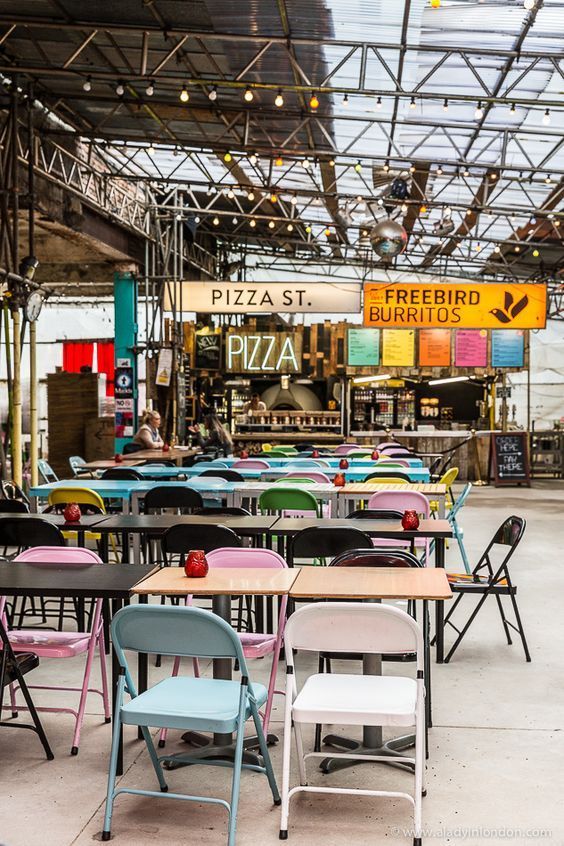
0 561 158 598
94 514 279 535
0 513 106 528
270 517 453 539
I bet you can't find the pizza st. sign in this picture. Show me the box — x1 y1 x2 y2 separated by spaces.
363 282 547 330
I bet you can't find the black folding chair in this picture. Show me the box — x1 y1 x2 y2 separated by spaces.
192 506 251 517
161 523 241 565
442 515 530 663
0 500 30 514
364 470 411 482
287 525 373 567
101 468 144 480
198 469 245 482
122 442 144 455
0 618 54 760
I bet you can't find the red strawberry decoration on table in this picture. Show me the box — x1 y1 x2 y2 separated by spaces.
63 502 81 523
240 449 249 459
312 449 320 458
114 453 123 463
334 472 346 487
184 549 209 578
339 458 349 470
371 450 379 461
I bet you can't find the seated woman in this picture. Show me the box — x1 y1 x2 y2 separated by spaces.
132 409 164 449
189 413 233 456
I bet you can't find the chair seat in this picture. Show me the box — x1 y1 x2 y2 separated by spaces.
292 673 417 727
9 630 92 658
238 632 277 658
121 676 268 733
4 652 40 684
447 572 512 593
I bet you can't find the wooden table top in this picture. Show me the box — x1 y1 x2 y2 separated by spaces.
271 517 452 538
132 447 200 462
290 566 452 601
340 482 446 495
82 459 145 469
132 566 299 596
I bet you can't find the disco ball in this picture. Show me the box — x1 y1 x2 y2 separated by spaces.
370 219 408 259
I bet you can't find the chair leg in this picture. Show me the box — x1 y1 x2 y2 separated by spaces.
508 592 531 662
414 692 425 842
9 681 18 717
444 592 490 663
293 720 307 786
313 654 324 752
102 675 125 841
250 701 280 802
279 679 293 840
227 723 246 846
10 665 54 761
71 627 99 754
494 594 513 645
140 725 168 791
98 628 111 722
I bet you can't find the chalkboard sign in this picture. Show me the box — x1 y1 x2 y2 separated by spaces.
490 432 530 487
195 329 221 370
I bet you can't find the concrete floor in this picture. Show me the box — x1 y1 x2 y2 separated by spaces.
1 485 562 846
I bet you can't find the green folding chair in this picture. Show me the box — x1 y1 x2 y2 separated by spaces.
258 487 322 518
102 604 279 845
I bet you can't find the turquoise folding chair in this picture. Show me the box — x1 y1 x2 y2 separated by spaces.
102 604 280 845
425 482 472 573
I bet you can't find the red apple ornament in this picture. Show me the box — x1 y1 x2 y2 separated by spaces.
339 458 349 470
162 443 170 452
401 509 420 531
184 549 209 578
63 502 81 523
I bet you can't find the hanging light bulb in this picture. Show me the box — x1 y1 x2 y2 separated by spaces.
213 216 220 225
147 143 155 156
247 190 255 201
475 243 482 252
354 160 362 173
314 196 321 205
172 146 179 157
302 157 311 169
250 218 256 228
249 152 258 165
270 193 278 203
555 219 561 227
545 174 552 184
443 98 448 111
329 159 335 167
475 101 484 119
287 223 294 232
243 86 254 102
305 224 312 234
376 96 382 109
291 195 298 205
232 216 238 224
275 89 284 108
494 245 501 253
224 151 232 163
179 84 189 103
146 80 155 96
436 165 443 175
510 103 516 115
268 220 275 229
430 0 441 7
194 216 200 223
356 195 363 203
227 188 235 199
309 92 319 110
275 155 283 166
523 0 535 9
83 76 92 92
533 248 540 257
343 93 349 106
490 172 497 180
420 204 427 214
116 81 125 96
401 203 408 214
324 227 331 237
409 164 416 174
543 108 551 126
514 245 521 252
409 96 416 109
463 168 470 177
208 85 218 101
383 162 390 172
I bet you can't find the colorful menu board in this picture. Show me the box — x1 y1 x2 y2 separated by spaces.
491 330 525 368
455 329 488 367
347 328 380 366
382 329 415 366
419 329 451 366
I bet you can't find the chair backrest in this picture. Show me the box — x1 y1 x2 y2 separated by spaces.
0 517 65 548
273 478 315 485
270 446 298 455
143 485 204 513
330 548 422 568
259 487 320 517
37 459 58 484
206 547 287 569
0 499 30 514
161 523 242 555
290 525 373 560
364 471 411 482
347 451 374 459
334 444 359 455
282 471 331 483
439 466 459 488
232 459 270 470
122 443 144 455
142 459 177 467
112 605 247 666
15 546 103 564
283 460 324 469
384 451 414 459
47 487 106 513
449 482 472 519
346 508 404 520
294 443 316 452
191 454 216 465
198 469 244 482
377 458 410 468
192 506 251 517
367 489 430 517
376 442 402 451
69 455 87 472
478 515 526 578
284 603 423 663
101 468 144 480
1 480 30 504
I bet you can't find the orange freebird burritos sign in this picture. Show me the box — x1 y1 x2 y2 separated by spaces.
364 282 547 329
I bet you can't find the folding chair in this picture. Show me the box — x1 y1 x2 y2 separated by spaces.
279 603 425 845
443 515 529 662
102 604 280 845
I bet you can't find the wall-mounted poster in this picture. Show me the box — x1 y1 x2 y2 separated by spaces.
491 330 525 368
381 329 415 366
347 328 380 366
195 328 222 370
419 329 451 367
455 329 488 367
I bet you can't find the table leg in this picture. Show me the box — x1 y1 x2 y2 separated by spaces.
438 494 445 518
435 538 445 663
111 598 124 776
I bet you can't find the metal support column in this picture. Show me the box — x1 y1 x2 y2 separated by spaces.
114 270 138 454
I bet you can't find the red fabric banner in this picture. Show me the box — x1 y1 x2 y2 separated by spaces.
62 341 94 373
97 341 115 396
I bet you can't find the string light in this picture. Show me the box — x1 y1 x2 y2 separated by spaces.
383 162 390 172
514 245 521 252
224 151 232 162
510 103 516 115
208 85 218 101
445 207 452 216
227 188 235 199
324 227 331 237
305 224 312 233
194 216 200 223
420 204 427 214
443 98 448 111
232 216 238 224
213 216 220 225
475 243 482 252
287 223 294 232
247 190 255 201
376 96 382 109
475 101 484 119
250 219 256 228
490 172 497 180
542 108 551 125
290 195 298 205
243 86 254 102
524 0 535 9
179 84 189 103
533 248 540 257
436 165 443 176
275 155 283 166
83 76 92 92
309 92 319 109
249 152 258 165
494 245 501 253
463 168 470 177
356 195 363 203
401 203 408 214
329 159 335 167
116 81 125 96
430 0 441 7
302 157 311 169
275 89 284 108
146 80 155 96
409 164 416 174
555 219 561 227
354 160 362 173
147 143 155 156
409 96 416 109
545 174 552 184
268 220 275 229
270 193 278 203
343 93 349 106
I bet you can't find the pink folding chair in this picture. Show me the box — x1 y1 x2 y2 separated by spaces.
376 441 402 451
334 444 358 455
282 470 331 484
367 490 431 560
231 458 270 470
0 546 111 754
158 547 287 746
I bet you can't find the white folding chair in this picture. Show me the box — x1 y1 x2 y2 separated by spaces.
279 602 425 846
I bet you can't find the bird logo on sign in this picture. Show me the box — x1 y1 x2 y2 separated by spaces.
489 291 529 324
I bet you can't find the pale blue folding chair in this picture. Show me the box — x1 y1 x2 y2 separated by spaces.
102 604 280 845
425 482 472 573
